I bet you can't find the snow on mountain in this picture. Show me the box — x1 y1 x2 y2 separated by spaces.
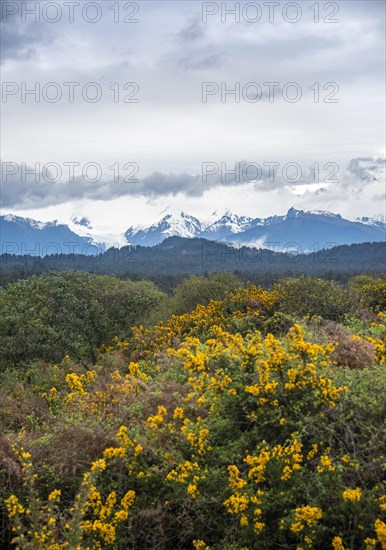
1 208 385 256
356 214 385 227
66 216 107 251
203 210 254 234
307 210 342 218
125 211 202 246
123 208 386 251
3 214 55 231
0 214 105 256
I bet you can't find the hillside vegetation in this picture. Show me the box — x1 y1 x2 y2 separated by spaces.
0 272 386 549
1 240 385 284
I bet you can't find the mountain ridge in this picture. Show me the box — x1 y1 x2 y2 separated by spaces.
1 238 384 278
1 208 385 256
0 213 105 256
124 208 386 251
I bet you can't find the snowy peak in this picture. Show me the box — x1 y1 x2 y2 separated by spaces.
284 207 342 220
124 211 203 246
205 211 253 234
1 214 105 256
356 214 385 227
123 208 386 249
158 211 201 236
1 208 384 256
2 214 58 230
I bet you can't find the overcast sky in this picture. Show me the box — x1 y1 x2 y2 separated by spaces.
1 0 385 240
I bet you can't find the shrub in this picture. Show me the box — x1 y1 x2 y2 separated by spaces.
275 276 353 322
0 272 165 369
2 276 386 549
318 321 377 369
349 275 386 313
172 272 241 315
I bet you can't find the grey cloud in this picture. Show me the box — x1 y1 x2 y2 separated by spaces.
373 192 386 201
0 162 203 208
1 24 51 62
178 18 205 42
0 1 55 62
1 157 329 209
299 156 386 209
346 157 386 184
178 50 226 71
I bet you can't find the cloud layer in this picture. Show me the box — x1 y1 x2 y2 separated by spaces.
1 0 385 226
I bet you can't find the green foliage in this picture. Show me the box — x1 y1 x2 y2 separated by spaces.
276 276 353 322
349 275 386 313
1 274 386 549
172 272 241 314
0 271 165 369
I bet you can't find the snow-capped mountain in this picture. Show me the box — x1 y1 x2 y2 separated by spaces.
124 212 203 247
1 209 385 257
124 208 386 251
356 214 385 229
201 211 254 238
0 214 105 256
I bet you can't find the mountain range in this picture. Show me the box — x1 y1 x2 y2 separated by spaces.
124 208 385 252
1 208 385 256
0 214 105 256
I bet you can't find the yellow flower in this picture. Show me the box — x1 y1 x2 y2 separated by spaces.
332 536 346 550
48 489 61 501
375 518 386 548
103 447 126 459
342 488 362 502
317 454 335 473
90 459 106 472
100 491 116 520
187 483 199 498
121 490 136 510
173 407 184 419
240 514 249 526
291 506 323 533
65 372 85 394
224 493 249 514
254 521 265 534
134 444 143 455
192 540 211 550
146 405 167 429
228 465 247 490
114 509 128 522
5 495 24 518
378 495 386 512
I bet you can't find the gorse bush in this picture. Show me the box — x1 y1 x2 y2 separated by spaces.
349 275 386 313
1 276 386 549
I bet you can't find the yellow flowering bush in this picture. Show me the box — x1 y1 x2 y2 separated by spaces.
4 447 136 549
2 280 386 549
